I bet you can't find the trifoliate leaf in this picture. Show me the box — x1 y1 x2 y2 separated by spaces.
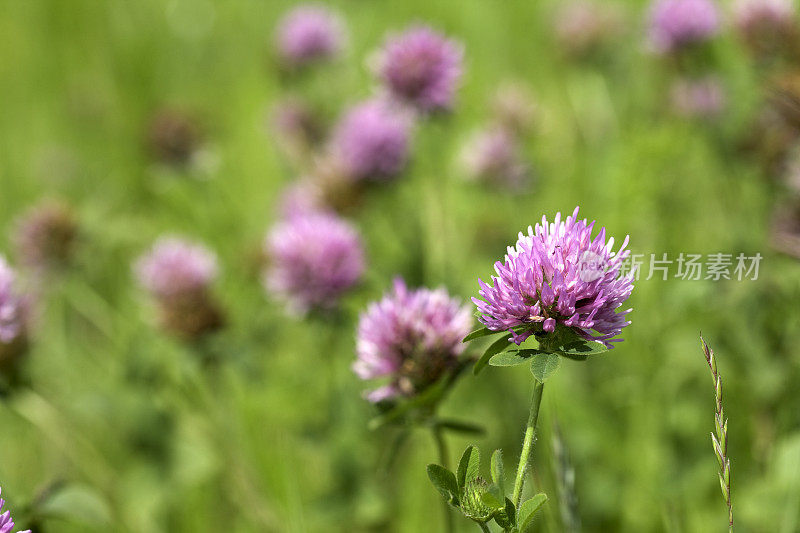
479 484 505 510
489 349 548 367
494 497 517 529
528 324 608 359
490 449 505 494
558 340 608 357
530 352 561 383
518 493 548 531
427 464 460 505
457 445 481 490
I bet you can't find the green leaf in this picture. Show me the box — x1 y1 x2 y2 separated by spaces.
427 464 460 505
434 418 486 436
496 497 516 529
474 335 514 375
530 352 561 383
557 350 590 362
490 349 549 367
490 449 505 494
457 445 481 489
489 351 529 367
518 493 548 531
463 326 497 342
526 324 608 359
558 340 608 357
480 484 505 509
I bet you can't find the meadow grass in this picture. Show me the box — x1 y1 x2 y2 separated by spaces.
1 0 800 531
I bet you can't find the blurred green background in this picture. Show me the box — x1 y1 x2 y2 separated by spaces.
1 0 800 531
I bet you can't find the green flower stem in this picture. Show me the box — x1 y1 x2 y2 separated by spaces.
478 522 491 532
433 425 455 533
512 380 545 510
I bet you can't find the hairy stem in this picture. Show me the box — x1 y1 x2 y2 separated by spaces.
512 380 545 509
433 426 455 533
701 336 733 532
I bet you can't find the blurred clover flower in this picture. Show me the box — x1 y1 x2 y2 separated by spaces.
147 108 203 167
377 25 463 113
648 0 720 54
275 4 345 68
297 155 367 213
331 99 412 182
353 278 472 402
12 201 78 274
473 207 633 347
0 257 29 347
269 97 324 168
670 76 726 118
0 258 30 387
135 237 223 338
148 108 202 166
554 0 625 59
460 127 531 190
0 487 30 533
733 0 797 57
264 210 364 314
136 237 218 298
782 145 800 196
734 0 794 32
489 82 538 136
769 72 800 129
278 181 328 220
772 202 800 258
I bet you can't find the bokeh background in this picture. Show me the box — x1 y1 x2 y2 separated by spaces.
1 0 800 531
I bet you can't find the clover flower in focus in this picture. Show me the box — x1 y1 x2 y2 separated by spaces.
12 201 78 274
648 0 720 54
460 127 531 190
331 99 412 182
473 207 633 347
0 487 31 533
264 210 364 314
377 25 463 113
353 278 472 402
275 4 345 68
670 76 726 118
135 237 223 339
